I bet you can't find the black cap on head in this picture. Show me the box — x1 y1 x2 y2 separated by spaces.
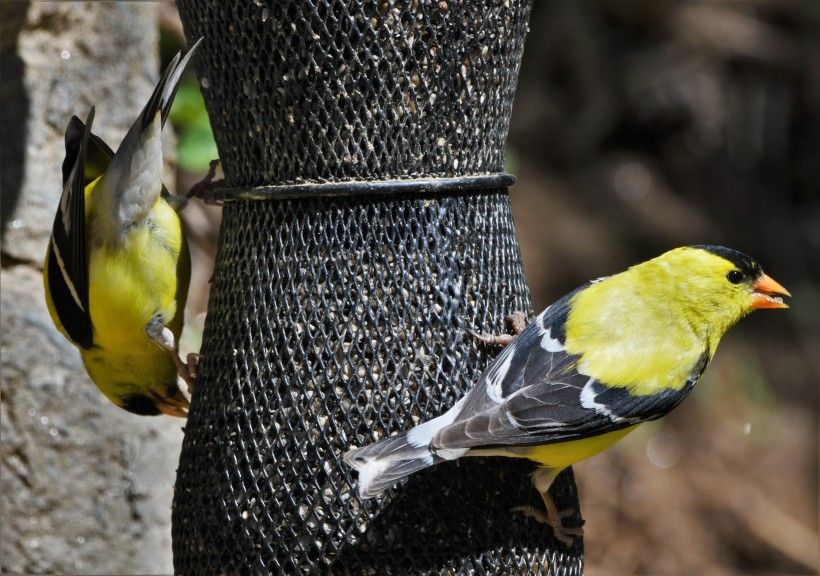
122 394 162 416
692 245 762 281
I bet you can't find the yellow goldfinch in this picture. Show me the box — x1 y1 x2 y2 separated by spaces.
43 39 203 417
344 245 789 544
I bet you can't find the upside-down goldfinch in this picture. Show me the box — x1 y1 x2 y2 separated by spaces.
43 39 203 416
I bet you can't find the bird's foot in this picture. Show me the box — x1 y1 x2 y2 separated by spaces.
510 503 583 547
185 353 202 388
511 483 584 547
186 158 225 206
505 310 528 335
146 322 197 395
468 310 529 346
169 344 197 394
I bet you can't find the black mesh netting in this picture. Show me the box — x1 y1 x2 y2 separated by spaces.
173 1 584 573
178 0 531 188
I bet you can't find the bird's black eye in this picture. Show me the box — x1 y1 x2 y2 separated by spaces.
726 270 744 285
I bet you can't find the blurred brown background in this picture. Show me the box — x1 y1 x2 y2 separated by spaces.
506 1 819 574
2 1 817 574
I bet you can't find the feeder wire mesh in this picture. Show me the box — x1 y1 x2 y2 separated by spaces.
173 1 584 573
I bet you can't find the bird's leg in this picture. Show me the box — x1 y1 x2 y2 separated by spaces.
166 333 196 394
186 159 225 206
505 310 528 335
511 467 583 547
145 319 196 394
468 310 529 346
185 353 201 381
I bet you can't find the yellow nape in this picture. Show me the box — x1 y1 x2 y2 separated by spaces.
520 425 640 470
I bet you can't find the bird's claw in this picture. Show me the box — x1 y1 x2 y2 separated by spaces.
171 351 196 394
468 329 515 347
510 504 583 546
469 310 529 347
149 325 197 395
185 353 202 386
187 158 225 206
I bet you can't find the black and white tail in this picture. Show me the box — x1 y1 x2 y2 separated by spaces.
343 397 469 498
138 36 204 131
343 433 439 498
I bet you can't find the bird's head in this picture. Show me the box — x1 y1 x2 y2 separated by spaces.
562 244 789 391
121 394 164 416
652 245 790 338
120 386 189 418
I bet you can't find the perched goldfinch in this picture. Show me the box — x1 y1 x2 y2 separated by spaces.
344 245 789 544
43 39 203 417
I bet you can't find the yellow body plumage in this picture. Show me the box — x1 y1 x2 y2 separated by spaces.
43 177 191 414
43 39 201 416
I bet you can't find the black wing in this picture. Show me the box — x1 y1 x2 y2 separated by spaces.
434 286 708 450
47 109 97 349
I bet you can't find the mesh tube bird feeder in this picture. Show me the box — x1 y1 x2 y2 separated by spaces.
172 1 584 573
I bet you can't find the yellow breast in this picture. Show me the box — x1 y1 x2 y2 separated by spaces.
563 270 704 395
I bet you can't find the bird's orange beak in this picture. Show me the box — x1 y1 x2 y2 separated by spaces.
751 273 790 309
152 388 190 418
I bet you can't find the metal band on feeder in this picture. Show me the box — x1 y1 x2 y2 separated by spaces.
173 1 584 573
214 174 517 201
